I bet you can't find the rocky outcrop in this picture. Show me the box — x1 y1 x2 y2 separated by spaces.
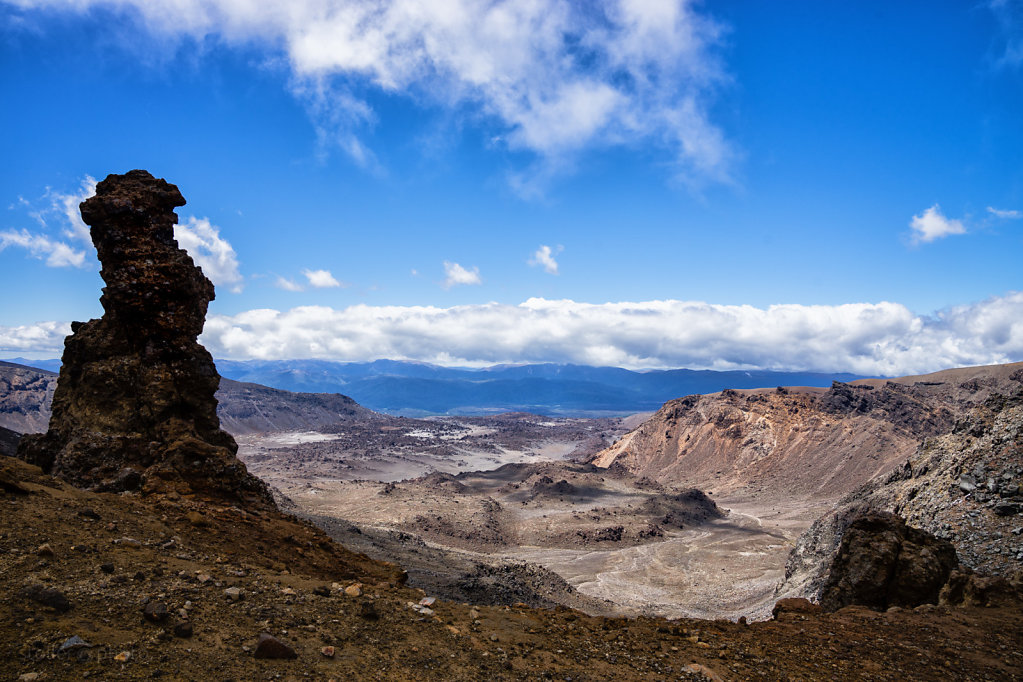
782 387 1023 600
0 425 20 458
817 511 958 611
0 360 381 437
0 361 57 434
16 170 272 506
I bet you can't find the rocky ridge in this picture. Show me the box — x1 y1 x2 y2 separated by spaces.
589 363 1023 500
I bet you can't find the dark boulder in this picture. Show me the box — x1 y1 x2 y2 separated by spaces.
819 511 957 611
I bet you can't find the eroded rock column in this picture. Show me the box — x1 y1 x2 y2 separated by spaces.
18 170 272 506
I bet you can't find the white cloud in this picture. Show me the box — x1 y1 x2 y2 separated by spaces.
0 320 71 354
302 268 342 288
183 293 1023 375
442 261 481 288
11 1 732 186
173 217 245 293
0 175 97 269
988 206 1022 219
275 276 304 292
10 293 1023 375
909 204 966 244
529 244 562 275
0 229 87 268
51 176 97 242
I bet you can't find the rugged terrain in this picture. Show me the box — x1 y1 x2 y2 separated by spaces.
782 385 1023 602
3 454 1022 681
0 361 384 439
589 363 1023 500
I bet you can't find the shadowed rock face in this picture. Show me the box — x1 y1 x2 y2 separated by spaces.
818 511 957 611
17 170 273 506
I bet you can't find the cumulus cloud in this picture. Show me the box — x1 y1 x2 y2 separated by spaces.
529 244 562 275
186 293 1023 376
0 175 96 268
173 217 244 293
909 204 966 244
10 1 732 185
0 229 87 268
275 276 304 292
0 320 71 354
442 261 482 288
988 206 1022 219
302 268 343 288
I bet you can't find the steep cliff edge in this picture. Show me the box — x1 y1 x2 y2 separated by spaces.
16 170 271 506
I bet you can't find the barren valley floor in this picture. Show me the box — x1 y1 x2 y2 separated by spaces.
237 417 833 621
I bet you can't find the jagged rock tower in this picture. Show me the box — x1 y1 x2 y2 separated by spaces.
17 170 273 506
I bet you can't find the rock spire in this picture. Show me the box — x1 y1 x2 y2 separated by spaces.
18 170 272 506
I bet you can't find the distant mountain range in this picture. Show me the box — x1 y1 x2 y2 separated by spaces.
2 357 868 416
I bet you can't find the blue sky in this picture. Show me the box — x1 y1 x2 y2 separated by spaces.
1 0 1021 374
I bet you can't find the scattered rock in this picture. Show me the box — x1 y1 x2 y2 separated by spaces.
186 511 209 527
17 674 43 682
772 598 822 619
312 585 331 597
99 563 114 574
35 543 54 557
993 502 1021 517
58 635 92 653
173 622 194 638
344 584 362 597
224 587 244 601
20 584 71 613
320 646 335 658
113 651 131 663
358 601 379 620
253 632 297 660
143 601 169 623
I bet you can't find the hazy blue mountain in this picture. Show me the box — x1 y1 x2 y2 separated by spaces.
5 357 868 417
214 360 867 416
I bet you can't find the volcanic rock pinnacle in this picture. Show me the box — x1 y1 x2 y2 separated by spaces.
17 170 273 506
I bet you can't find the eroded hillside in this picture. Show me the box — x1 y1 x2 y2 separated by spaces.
590 363 1023 500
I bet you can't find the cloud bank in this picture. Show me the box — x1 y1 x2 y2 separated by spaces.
6 293 1022 375
9 0 732 184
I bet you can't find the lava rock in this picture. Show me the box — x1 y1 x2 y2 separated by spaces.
253 632 297 659
20 584 71 612
15 170 273 508
143 601 169 623
819 512 958 612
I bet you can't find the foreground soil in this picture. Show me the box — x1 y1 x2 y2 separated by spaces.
2 456 1021 681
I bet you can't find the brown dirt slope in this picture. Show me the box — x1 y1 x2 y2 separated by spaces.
2 454 1021 681
589 362 1023 500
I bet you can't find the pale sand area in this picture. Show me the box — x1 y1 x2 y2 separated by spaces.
503 495 832 621
242 428 834 621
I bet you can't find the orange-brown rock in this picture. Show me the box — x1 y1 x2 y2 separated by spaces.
17 170 272 507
